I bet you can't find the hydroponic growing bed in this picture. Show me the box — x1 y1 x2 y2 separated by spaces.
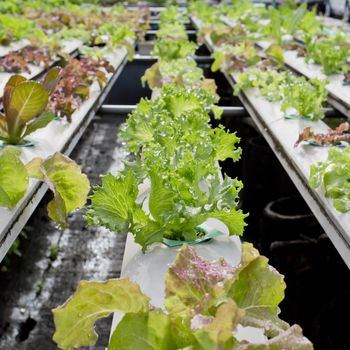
0 1 349 350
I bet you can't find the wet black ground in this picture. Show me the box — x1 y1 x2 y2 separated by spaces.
0 115 128 350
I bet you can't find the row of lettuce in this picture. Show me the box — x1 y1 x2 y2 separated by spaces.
0 0 170 14
0 3 147 70
52 7 313 350
0 4 150 227
193 0 350 77
191 0 350 214
0 3 148 126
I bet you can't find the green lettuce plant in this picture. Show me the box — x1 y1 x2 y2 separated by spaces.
159 5 187 24
142 57 205 90
208 24 247 47
305 34 350 75
234 69 327 120
189 1 223 25
0 14 36 45
87 86 245 251
87 167 246 252
52 243 313 350
156 23 188 41
223 0 266 30
54 27 91 43
92 23 135 60
310 146 350 212
151 38 197 61
151 13 196 61
281 77 328 121
142 58 218 99
234 69 288 102
120 85 223 152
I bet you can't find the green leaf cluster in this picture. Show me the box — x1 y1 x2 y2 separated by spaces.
87 85 246 251
188 1 223 25
234 69 328 120
52 244 313 350
151 16 197 60
281 76 328 121
156 23 188 41
234 69 288 102
261 4 321 44
159 5 187 25
0 147 28 208
310 147 350 212
93 23 135 60
141 57 211 93
305 34 350 75
0 14 36 45
0 0 101 14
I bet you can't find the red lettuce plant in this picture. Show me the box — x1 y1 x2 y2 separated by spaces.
49 56 114 122
0 67 60 145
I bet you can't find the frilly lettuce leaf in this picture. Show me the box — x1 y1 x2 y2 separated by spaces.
234 69 327 121
305 34 349 75
213 126 241 161
157 23 188 41
159 5 188 25
234 69 288 102
86 171 146 233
